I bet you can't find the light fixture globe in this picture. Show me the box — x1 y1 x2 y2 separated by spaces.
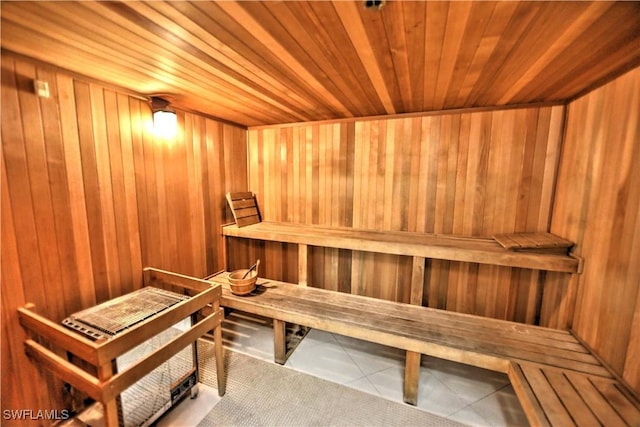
150 96 177 138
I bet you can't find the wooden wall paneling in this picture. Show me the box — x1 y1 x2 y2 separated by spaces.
1 54 249 415
204 119 235 274
2 57 71 419
181 113 201 275
1 153 51 417
37 66 85 315
200 116 216 272
75 80 111 304
15 60 67 321
169 114 188 272
551 68 639 391
205 119 222 272
57 73 97 310
491 110 516 319
90 84 121 299
153 114 169 269
183 114 201 276
624 280 640 391
1 60 47 316
247 105 567 322
120 96 144 283
105 90 133 296
588 73 639 375
131 98 154 273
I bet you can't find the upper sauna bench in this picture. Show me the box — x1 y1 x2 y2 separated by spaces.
222 222 581 274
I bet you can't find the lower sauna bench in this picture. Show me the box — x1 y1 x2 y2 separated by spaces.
207 272 640 426
509 363 640 427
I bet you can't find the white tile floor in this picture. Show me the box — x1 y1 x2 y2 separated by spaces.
220 310 530 427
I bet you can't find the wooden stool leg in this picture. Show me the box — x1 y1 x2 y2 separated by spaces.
404 350 421 405
273 319 287 364
97 362 119 427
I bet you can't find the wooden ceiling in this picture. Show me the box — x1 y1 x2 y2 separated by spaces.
1 1 638 127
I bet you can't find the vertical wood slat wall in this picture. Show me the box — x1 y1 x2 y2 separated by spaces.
1 55 247 416
551 67 640 392
241 105 567 326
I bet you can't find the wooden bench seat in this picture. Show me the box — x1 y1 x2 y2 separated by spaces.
208 273 640 425
208 274 636 405
223 222 581 273
218 216 640 425
509 364 640 426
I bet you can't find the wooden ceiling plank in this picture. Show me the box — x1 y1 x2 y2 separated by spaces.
308 2 386 115
153 1 320 119
464 2 543 107
443 1 497 109
543 39 639 104
123 1 311 123
422 1 449 112
262 1 367 116
0 24 201 113
333 0 396 115
1 0 638 126
4 2 278 125
457 2 519 107
497 2 616 104
402 1 427 112
358 4 403 114
217 1 352 118
191 1 339 121
381 1 413 112
0 5 179 87
480 3 590 106
84 1 300 123
516 3 640 102
357 4 403 114
433 1 473 110
289 1 385 116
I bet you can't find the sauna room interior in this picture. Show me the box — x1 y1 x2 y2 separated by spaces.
1 1 639 426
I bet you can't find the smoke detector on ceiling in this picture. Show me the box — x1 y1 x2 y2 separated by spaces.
364 0 386 11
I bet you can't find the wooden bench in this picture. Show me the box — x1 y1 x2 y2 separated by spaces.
509 364 640 426
219 215 638 425
208 272 639 426
222 221 583 276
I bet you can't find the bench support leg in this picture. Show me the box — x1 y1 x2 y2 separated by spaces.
273 319 287 364
403 351 421 406
298 244 308 286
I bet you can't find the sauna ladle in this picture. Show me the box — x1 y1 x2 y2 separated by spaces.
242 259 260 279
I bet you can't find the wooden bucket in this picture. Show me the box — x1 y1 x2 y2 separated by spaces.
228 269 258 296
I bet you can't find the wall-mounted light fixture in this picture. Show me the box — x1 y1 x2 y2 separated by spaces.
150 96 177 138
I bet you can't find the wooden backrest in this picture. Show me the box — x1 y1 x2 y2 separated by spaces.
226 192 261 227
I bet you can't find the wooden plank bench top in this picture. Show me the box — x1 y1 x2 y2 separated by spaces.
209 272 609 378
509 364 640 426
222 221 581 273
208 272 640 425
